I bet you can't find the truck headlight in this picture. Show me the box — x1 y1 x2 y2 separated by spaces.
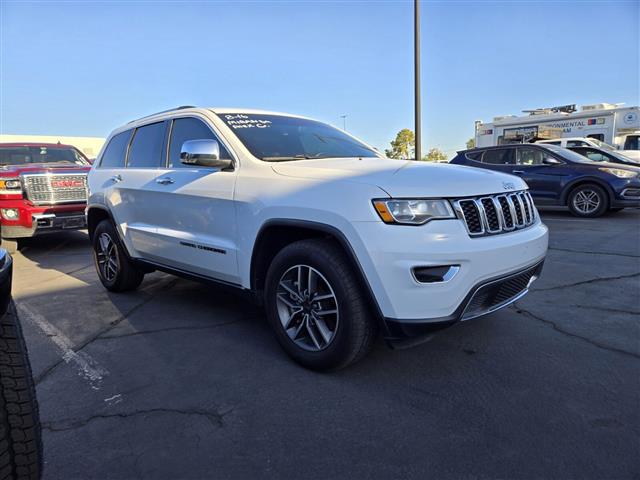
0 179 22 193
1 208 19 220
598 168 638 179
373 199 455 225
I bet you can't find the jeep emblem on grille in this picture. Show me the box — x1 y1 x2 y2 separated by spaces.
51 179 84 189
502 182 515 190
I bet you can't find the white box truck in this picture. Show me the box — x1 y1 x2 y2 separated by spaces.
474 103 640 160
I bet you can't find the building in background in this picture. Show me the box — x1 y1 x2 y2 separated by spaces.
0 134 105 159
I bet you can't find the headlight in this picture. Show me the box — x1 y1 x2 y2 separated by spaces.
0 178 21 193
373 199 455 225
598 168 638 179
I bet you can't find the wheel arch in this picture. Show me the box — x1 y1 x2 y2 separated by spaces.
560 177 615 206
86 204 113 241
250 219 385 323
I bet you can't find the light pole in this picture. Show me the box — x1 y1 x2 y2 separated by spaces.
414 0 421 161
340 114 347 131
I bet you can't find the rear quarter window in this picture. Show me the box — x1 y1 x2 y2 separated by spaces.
99 130 132 168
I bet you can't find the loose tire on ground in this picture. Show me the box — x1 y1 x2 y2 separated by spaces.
567 183 609 218
264 238 377 371
92 220 144 292
0 302 42 480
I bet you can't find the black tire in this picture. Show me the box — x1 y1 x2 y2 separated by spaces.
567 184 609 218
92 220 144 292
0 301 42 480
264 238 377 371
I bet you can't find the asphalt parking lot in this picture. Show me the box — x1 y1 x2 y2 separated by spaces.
10 209 640 479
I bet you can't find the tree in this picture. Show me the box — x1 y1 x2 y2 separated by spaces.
466 137 475 149
385 129 415 159
423 148 448 162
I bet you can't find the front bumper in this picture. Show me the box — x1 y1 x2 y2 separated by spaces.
612 186 640 208
349 218 548 340
1 212 86 239
384 260 544 342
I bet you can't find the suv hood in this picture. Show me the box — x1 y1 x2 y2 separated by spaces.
272 157 527 197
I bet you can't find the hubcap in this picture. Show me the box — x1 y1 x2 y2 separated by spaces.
573 189 601 214
96 233 119 282
276 265 339 352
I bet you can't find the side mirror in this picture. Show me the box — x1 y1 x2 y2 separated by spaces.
542 157 562 165
180 139 233 169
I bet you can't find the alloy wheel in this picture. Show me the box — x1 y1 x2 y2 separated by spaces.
276 265 339 351
573 189 601 215
96 232 119 282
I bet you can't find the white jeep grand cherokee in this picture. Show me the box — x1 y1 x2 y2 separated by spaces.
87 107 548 370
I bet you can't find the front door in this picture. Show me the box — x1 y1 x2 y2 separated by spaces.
511 147 569 204
145 116 240 285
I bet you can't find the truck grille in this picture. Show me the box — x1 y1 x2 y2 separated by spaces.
453 190 536 237
22 173 88 205
462 260 543 320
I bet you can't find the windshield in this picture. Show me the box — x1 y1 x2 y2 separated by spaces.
588 138 615 151
0 146 89 166
624 135 639 151
219 113 379 161
542 144 600 164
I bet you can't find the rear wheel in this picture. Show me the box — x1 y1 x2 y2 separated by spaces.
567 184 608 218
92 220 144 292
264 238 376 371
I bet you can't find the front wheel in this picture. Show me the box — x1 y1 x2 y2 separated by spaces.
92 220 144 292
264 238 377 371
567 184 608 218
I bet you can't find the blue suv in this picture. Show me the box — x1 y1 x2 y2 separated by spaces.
450 144 640 217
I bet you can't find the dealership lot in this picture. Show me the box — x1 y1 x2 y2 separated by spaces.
11 209 640 480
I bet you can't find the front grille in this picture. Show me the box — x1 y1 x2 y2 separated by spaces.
454 190 536 237
462 261 543 320
23 173 88 205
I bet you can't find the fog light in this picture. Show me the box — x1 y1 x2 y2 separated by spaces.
412 265 460 283
1 208 19 220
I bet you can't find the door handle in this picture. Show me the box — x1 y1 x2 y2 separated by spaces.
156 177 175 185
512 170 525 174
110 174 122 183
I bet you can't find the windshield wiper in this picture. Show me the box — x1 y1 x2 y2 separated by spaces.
262 155 314 161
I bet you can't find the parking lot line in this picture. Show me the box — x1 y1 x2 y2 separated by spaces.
16 302 108 390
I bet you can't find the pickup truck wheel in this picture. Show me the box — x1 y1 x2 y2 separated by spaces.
0 301 43 480
567 184 608 218
264 238 376 371
92 220 144 292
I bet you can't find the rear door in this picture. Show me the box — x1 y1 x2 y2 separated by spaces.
142 116 240 284
110 121 170 259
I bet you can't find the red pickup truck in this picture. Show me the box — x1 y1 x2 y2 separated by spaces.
0 142 91 251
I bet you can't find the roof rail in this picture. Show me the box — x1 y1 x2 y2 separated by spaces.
128 105 196 124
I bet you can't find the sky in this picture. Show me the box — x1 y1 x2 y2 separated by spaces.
1 0 638 157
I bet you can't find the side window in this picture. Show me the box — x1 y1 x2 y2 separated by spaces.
99 130 132 168
516 148 545 165
482 149 513 165
583 150 607 162
127 122 167 168
465 151 482 161
587 134 605 141
566 140 588 147
168 117 231 168
545 141 561 146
